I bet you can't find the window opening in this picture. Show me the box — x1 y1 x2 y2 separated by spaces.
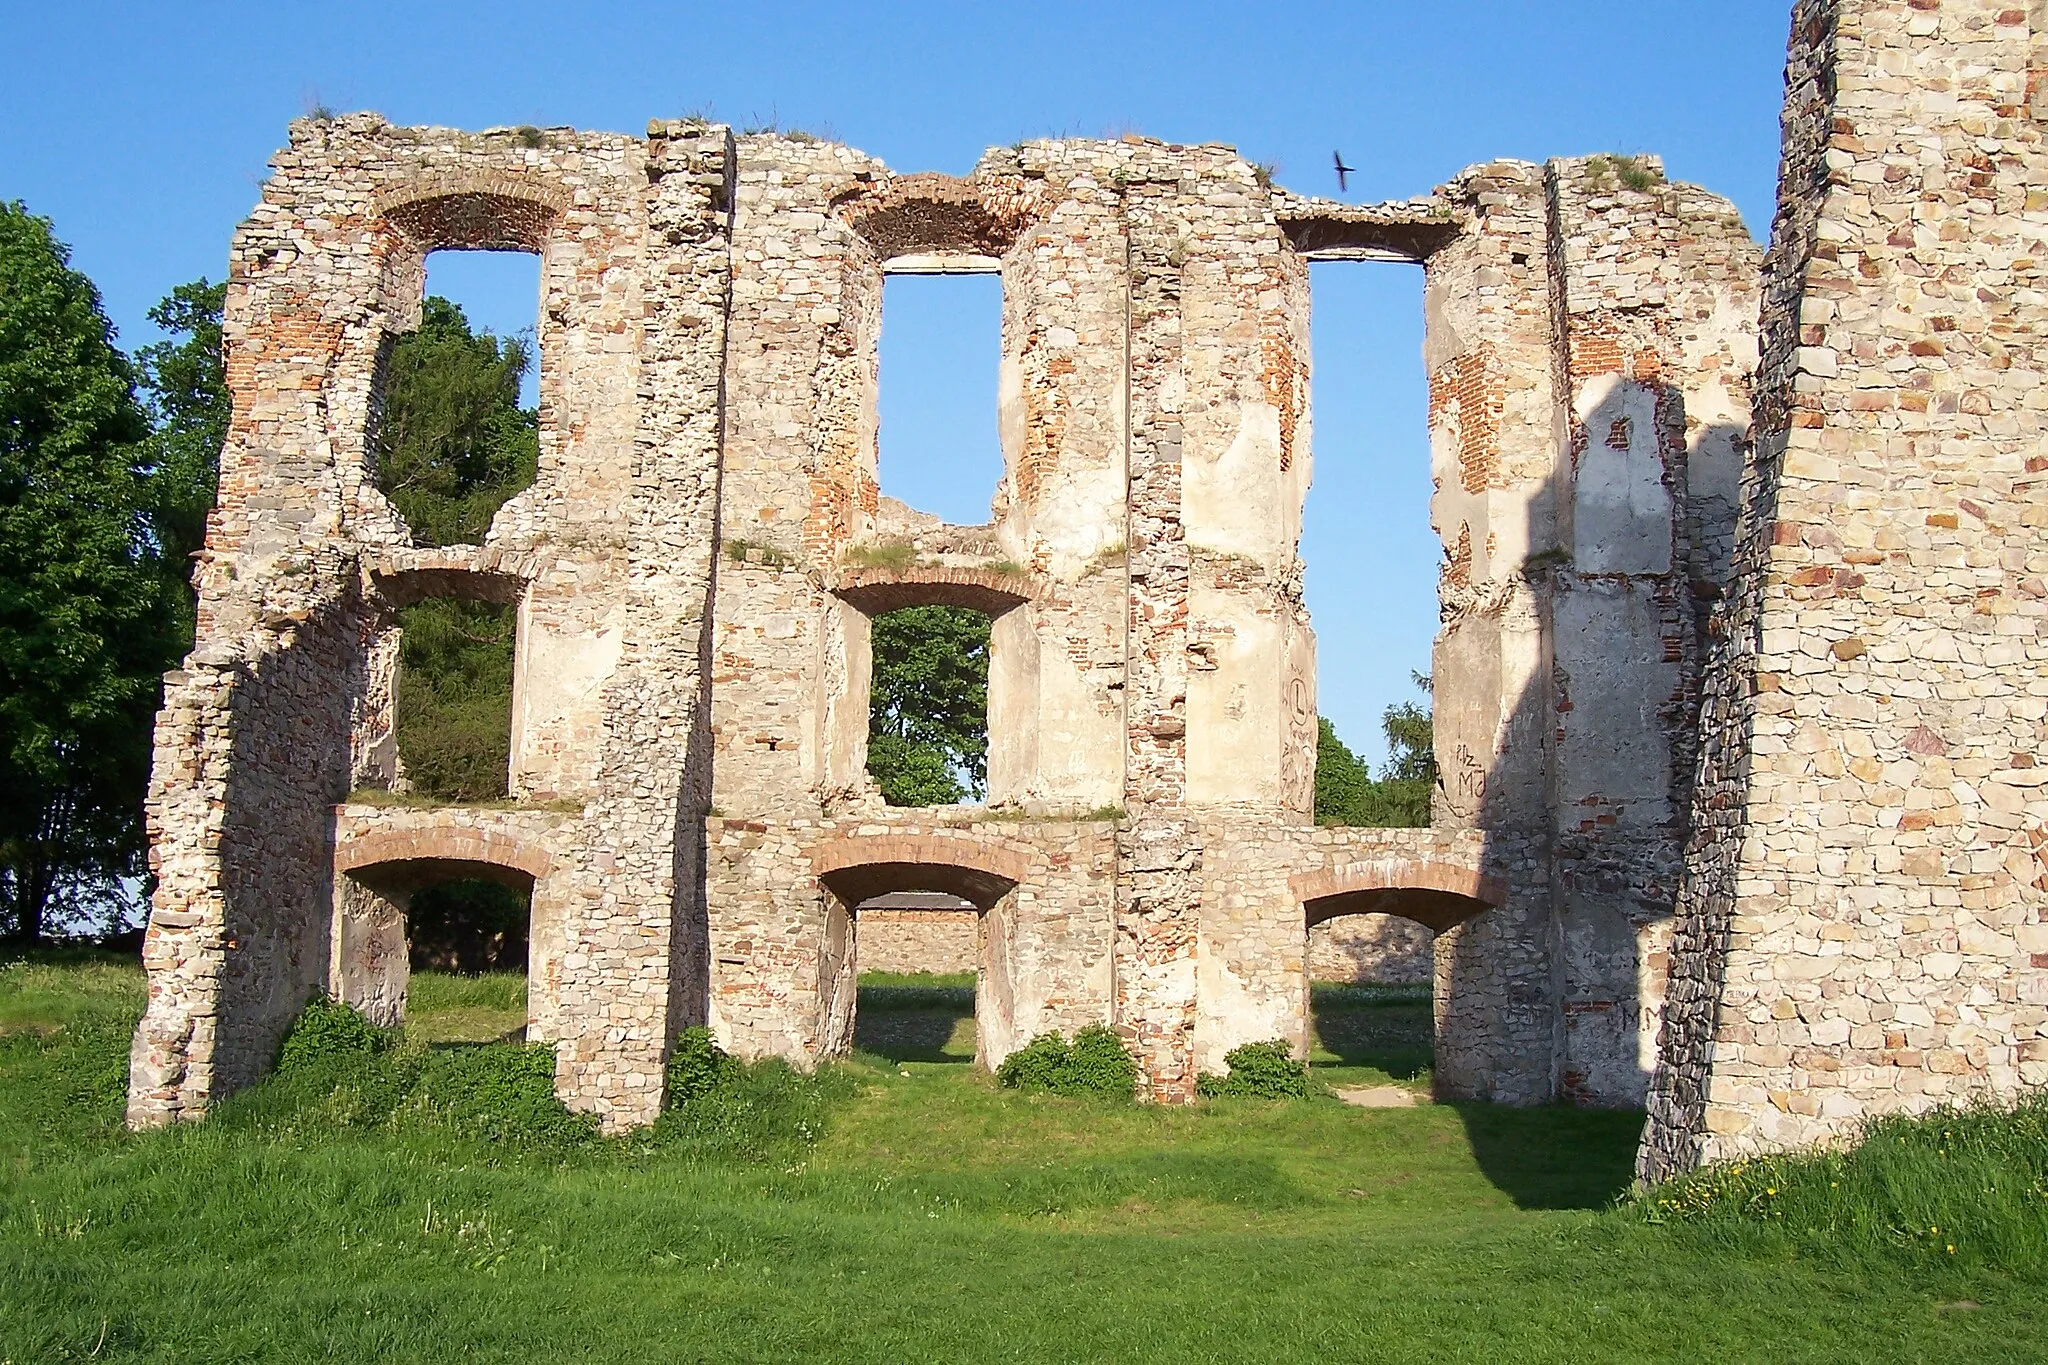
1302 261 1438 829
867 605 990 806
852 891 978 1065
375 250 540 546
393 596 516 802
875 272 1003 524
403 873 533 1045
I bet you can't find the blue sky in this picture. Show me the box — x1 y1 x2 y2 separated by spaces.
3 0 1795 768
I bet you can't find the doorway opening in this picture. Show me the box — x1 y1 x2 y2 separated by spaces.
852 890 979 1064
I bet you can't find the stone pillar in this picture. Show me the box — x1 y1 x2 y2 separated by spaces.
1116 149 1203 1101
1644 0 2048 1177
989 145 1130 811
1544 157 1760 1106
1421 162 1564 1104
704 136 887 1062
547 123 731 1129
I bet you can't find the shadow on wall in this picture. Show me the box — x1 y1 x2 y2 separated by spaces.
213 589 371 1096
1433 407 1750 1191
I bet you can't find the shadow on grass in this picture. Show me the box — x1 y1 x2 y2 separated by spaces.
856 982 974 1064
1449 1101 1646 1210
1309 980 1641 1210
1308 982 1433 1081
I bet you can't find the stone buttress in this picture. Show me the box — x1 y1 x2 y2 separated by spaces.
1642 0 2048 1178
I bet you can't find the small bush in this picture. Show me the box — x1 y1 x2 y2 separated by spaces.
647 1057 854 1163
403 1043 596 1150
1198 1039 1311 1100
996 1026 1136 1098
665 1026 741 1109
997 1032 1072 1092
277 996 389 1073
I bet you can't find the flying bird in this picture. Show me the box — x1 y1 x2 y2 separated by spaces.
1333 151 1356 193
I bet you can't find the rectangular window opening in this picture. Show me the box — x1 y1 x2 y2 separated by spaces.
876 271 1004 527
1301 261 1438 834
375 249 542 547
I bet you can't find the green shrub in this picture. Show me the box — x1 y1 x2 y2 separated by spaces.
1197 1039 1311 1099
647 1057 853 1163
403 1042 597 1150
996 1026 1136 1098
277 995 389 1073
665 1026 741 1109
995 1032 1070 1091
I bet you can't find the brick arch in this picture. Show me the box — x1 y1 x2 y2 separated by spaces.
810 831 1033 911
374 174 570 253
832 565 1038 618
337 826 551 895
1290 859 1505 933
834 173 1038 262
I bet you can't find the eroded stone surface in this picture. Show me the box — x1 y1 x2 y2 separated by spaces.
129 114 1773 1132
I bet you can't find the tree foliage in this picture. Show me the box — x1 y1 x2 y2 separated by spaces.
378 296 535 803
375 295 538 546
1314 675 1436 829
135 277 227 606
395 598 517 802
0 203 182 940
867 605 990 807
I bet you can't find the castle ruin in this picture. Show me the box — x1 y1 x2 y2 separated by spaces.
127 0 2048 1176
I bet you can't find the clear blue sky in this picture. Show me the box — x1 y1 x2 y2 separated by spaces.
3 0 1795 769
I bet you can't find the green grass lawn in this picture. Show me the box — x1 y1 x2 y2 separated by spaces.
3 952 2045 1362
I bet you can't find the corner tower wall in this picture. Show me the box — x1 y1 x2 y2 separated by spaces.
1642 0 2048 1178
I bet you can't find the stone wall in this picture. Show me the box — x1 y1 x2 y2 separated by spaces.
856 906 979 975
1642 0 2048 1177
133 115 1776 1129
1308 916 1435 985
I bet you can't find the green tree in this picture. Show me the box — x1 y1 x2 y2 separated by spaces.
135 278 227 609
394 598 517 802
867 605 990 807
375 296 538 546
0 203 182 941
1314 675 1436 829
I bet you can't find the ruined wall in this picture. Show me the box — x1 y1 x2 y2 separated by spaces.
135 114 1771 1128
1642 0 2048 1177
856 904 979 974
1308 915 1436 984
131 116 731 1131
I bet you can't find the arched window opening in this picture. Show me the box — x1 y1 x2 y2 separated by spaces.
867 605 991 807
375 250 541 547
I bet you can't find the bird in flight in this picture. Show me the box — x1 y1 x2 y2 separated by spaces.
1333 151 1356 193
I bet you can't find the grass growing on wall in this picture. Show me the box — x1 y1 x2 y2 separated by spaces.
4 950 2047 1362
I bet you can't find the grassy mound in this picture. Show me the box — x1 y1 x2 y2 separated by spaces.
1637 1094 2048 1271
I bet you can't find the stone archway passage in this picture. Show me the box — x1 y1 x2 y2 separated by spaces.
808 830 1037 1067
332 821 558 1032
1292 859 1505 933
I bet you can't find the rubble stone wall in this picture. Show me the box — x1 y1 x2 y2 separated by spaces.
1642 0 2048 1178
133 114 1783 1131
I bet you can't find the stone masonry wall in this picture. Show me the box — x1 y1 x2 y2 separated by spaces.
1643 0 2048 1177
135 114 1780 1130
